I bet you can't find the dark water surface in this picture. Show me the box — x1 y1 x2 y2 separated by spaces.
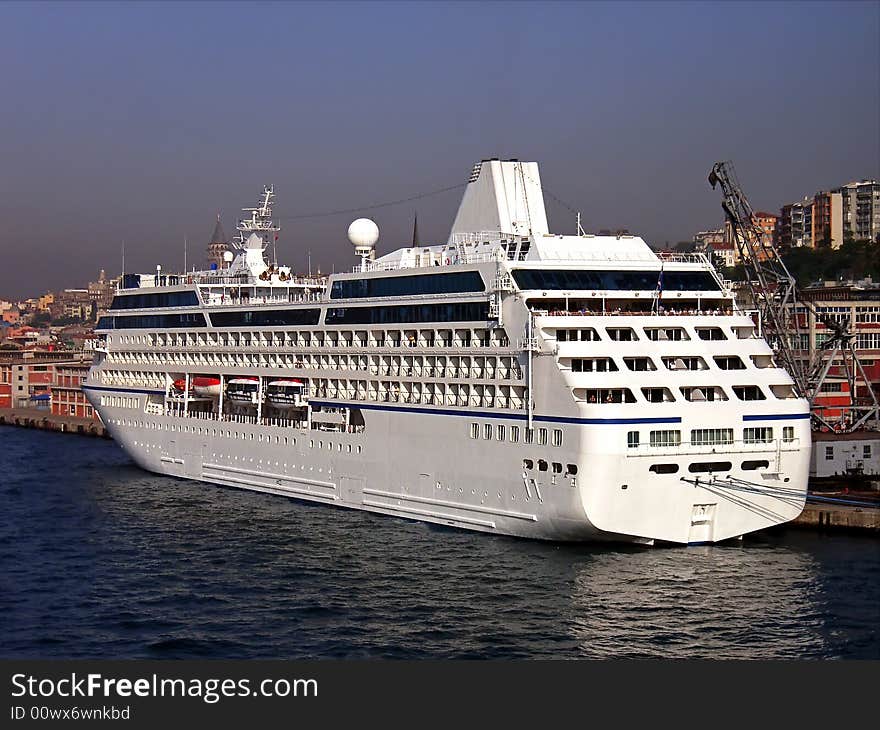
2 428 877 659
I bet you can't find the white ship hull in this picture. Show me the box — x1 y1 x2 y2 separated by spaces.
87 385 810 544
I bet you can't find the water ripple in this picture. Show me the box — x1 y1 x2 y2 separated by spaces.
1 427 878 659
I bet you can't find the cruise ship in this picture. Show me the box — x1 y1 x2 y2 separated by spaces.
84 159 811 544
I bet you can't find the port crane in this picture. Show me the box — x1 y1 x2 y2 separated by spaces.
708 161 880 433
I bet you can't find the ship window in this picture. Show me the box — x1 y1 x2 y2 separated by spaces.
525 428 535 444
864 445 871 458
606 327 638 341
743 427 773 444
470 423 479 439
330 271 484 299
97 312 207 329
552 462 563 474
742 460 770 471
484 424 492 440
825 446 833 460
624 357 656 371
572 358 618 372
680 386 727 402
783 426 795 442
552 429 563 447
523 459 534 470
566 464 578 476
733 385 766 401
714 356 746 370
642 387 675 403
496 424 505 441
688 461 732 473
691 428 734 446
538 459 548 472
697 327 727 341
511 269 720 293
325 301 490 325
556 328 600 342
662 356 707 371
210 309 321 327
582 388 636 403
650 430 681 447
510 425 520 443
109 290 199 310
645 327 689 341
649 464 679 474
627 431 640 448
537 428 548 446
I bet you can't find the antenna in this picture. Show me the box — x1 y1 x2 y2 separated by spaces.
121 240 125 277
183 236 187 274
235 184 280 249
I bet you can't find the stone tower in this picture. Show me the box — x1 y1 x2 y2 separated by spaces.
206 215 230 269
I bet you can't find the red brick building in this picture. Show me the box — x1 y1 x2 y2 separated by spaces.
50 362 98 420
0 361 11 408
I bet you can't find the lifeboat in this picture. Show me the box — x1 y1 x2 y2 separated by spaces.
266 379 306 409
172 378 187 392
191 376 222 398
226 377 261 406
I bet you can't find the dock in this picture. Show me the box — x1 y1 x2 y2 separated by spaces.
790 497 879 533
0 407 110 438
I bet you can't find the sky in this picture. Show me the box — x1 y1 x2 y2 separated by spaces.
0 0 877 299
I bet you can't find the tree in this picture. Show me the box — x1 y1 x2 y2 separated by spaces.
29 311 51 327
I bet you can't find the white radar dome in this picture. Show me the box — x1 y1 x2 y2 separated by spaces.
347 218 379 249
222 250 234 262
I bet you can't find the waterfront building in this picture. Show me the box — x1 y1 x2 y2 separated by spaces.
811 192 844 248
50 360 98 420
778 283 880 424
835 179 880 244
779 196 815 249
49 289 94 321
0 361 11 408
811 431 880 478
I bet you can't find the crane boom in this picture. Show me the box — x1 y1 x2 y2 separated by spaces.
708 161 879 432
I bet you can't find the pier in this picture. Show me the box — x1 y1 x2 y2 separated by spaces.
0 407 110 438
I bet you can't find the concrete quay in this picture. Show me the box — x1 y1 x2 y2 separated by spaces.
791 500 879 533
0 407 110 438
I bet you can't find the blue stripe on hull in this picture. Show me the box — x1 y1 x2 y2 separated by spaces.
309 400 681 425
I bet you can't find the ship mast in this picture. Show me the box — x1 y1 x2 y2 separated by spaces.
235 184 281 251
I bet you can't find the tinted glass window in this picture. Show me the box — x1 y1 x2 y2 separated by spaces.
210 309 321 327
512 269 719 292
331 271 484 299
96 313 207 329
326 302 489 325
110 290 199 309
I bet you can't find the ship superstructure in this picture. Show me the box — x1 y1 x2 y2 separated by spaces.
84 161 811 544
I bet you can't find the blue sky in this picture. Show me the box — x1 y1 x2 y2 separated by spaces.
0 0 877 297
